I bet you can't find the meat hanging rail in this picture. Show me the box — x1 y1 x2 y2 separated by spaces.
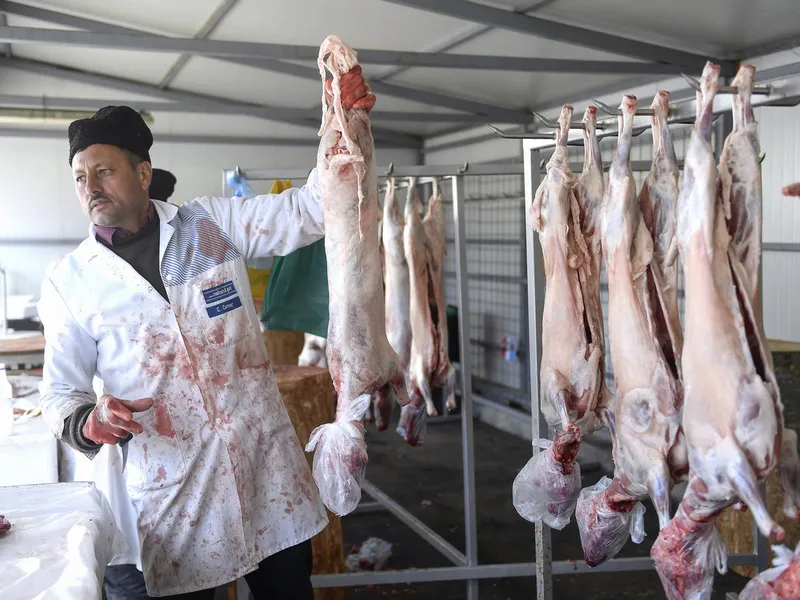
222 62 800 596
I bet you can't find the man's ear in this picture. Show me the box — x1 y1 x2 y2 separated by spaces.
139 161 153 191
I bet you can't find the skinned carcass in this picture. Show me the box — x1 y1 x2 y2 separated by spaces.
651 62 800 600
398 178 456 446
576 92 687 567
512 105 611 530
378 177 412 431
298 333 328 369
305 35 408 516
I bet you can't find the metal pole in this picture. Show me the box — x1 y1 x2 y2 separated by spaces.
520 169 532 406
523 140 552 600
451 174 479 600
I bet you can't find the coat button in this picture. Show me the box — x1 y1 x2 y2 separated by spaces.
216 418 222 425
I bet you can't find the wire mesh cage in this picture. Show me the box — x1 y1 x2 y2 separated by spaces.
437 172 528 406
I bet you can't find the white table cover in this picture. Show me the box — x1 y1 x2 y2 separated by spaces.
0 482 128 600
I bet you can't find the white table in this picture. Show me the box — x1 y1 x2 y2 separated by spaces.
0 381 58 487
0 413 58 487
0 482 127 600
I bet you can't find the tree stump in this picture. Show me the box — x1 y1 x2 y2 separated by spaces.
263 329 305 366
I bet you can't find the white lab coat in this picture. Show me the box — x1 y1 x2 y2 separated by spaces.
38 172 329 597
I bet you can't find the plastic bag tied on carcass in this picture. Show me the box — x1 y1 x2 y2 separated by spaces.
575 476 646 567
740 543 800 600
512 440 582 530
305 394 371 516
652 515 728 600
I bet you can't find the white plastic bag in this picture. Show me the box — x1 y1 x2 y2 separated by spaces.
512 440 581 530
306 394 371 516
397 400 427 446
575 476 646 567
345 537 393 572
651 520 727 600
739 543 800 600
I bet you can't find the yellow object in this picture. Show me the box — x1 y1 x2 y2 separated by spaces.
269 179 293 194
247 180 293 307
247 267 271 299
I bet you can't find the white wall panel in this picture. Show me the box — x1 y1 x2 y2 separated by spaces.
0 136 416 298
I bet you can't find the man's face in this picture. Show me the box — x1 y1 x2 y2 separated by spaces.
72 144 152 228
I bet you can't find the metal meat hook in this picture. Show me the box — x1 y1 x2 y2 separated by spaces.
486 124 555 140
680 73 772 95
592 98 662 117
532 109 612 130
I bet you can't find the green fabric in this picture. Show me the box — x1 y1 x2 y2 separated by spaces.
260 238 329 337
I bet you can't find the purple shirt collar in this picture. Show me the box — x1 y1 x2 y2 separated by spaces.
94 202 157 246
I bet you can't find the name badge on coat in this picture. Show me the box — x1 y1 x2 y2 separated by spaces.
203 281 242 318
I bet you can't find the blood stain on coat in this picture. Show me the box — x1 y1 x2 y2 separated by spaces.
171 560 180 571
154 534 162 545
153 466 167 483
258 228 270 236
212 373 230 388
142 443 149 463
208 321 226 345
154 405 176 438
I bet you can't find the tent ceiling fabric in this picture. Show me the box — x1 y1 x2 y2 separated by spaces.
0 0 796 146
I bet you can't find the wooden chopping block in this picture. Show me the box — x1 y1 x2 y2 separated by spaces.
262 329 305 366
716 339 800 577
273 365 346 600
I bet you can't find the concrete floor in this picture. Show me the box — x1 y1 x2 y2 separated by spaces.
339 414 751 600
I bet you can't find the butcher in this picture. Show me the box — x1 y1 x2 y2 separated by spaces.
148 167 178 203
37 68 375 599
104 165 179 600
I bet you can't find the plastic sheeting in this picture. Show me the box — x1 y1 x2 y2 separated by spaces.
739 543 800 600
0 482 127 600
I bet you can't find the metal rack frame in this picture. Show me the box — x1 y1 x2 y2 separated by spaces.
223 153 769 598
223 162 529 599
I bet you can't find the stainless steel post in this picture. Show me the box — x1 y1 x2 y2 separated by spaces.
451 174 480 599
523 140 552 600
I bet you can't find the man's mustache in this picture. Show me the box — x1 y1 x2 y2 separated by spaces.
89 194 110 209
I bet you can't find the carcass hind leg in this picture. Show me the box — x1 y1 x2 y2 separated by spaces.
440 363 456 412
554 390 572 432
779 428 800 520
726 440 785 541
417 375 437 417
371 384 395 432
648 460 672 530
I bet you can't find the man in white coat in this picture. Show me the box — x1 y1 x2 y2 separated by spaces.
38 68 375 599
